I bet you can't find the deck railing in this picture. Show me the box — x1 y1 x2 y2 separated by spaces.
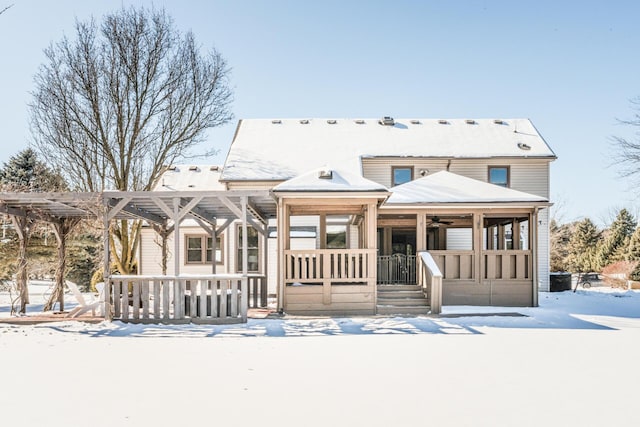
428 250 475 280
376 254 416 284
417 252 442 314
107 274 267 324
483 250 530 280
284 249 376 284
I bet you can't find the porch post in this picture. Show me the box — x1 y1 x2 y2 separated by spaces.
173 198 181 276
173 198 182 318
532 208 539 307
319 213 326 249
241 196 248 321
211 219 217 274
473 212 483 284
276 199 287 312
103 204 111 320
416 212 426 252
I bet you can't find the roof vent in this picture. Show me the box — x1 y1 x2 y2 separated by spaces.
167 165 177 171
410 119 421 125
299 119 309 124
327 119 337 124
209 166 219 171
438 119 449 125
494 119 505 125
465 119 476 125
318 169 333 179
271 119 282 124
379 116 395 126
517 142 531 151
354 119 365 124
188 166 199 171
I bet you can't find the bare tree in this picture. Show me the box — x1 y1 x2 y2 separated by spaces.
30 6 233 274
612 97 640 187
0 4 13 16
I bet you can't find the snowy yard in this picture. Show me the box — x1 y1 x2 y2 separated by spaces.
1 286 639 426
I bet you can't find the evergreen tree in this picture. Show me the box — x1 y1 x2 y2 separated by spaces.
0 148 67 192
597 208 636 269
627 226 640 261
550 219 572 271
566 218 600 273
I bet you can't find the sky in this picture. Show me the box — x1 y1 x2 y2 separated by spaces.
1 0 639 226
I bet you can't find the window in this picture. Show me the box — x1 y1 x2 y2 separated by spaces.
326 225 347 249
186 235 223 264
237 226 260 272
392 166 413 186
488 166 509 187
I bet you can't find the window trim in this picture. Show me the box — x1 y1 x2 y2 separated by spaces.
184 234 224 265
236 224 260 273
488 166 510 187
391 166 414 186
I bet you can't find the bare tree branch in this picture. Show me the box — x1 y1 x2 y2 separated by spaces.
0 4 13 16
29 6 233 273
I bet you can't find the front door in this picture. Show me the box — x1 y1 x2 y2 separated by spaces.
377 228 416 284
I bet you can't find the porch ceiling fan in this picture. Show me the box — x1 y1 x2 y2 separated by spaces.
427 216 454 228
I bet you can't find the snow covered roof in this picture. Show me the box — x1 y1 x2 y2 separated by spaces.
386 171 548 205
221 118 556 181
273 167 388 192
153 165 225 191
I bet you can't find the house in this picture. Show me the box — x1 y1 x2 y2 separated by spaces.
139 117 555 317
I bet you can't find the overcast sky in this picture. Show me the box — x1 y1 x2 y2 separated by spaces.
1 0 639 226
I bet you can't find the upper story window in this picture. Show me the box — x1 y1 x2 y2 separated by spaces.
392 166 413 186
488 166 509 187
186 235 223 264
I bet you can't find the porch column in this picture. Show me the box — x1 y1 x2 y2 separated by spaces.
276 200 289 311
103 209 111 320
416 212 426 252
473 212 483 284
241 196 248 321
532 208 539 307
319 213 326 249
366 203 378 307
173 198 182 318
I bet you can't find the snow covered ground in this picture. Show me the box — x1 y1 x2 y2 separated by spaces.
1 286 639 426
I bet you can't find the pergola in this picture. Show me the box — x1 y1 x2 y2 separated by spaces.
0 190 276 322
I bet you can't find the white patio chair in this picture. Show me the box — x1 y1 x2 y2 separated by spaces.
66 281 105 318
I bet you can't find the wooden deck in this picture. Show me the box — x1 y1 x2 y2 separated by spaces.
0 312 104 325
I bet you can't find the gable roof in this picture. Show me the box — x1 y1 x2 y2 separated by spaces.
221 118 556 181
386 171 548 205
273 167 388 192
153 165 225 191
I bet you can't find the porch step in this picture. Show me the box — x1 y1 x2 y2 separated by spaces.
376 284 431 315
377 284 422 292
376 305 432 315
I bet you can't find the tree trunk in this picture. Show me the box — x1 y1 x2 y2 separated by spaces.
11 216 31 315
44 219 76 311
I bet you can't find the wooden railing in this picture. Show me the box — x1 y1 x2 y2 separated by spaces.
428 250 475 280
417 252 442 314
484 250 530 280
284 249 376 283
377 254 416 284
107 274 266 324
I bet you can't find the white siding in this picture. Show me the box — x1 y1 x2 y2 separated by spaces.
362 159 448 188
538 209 550 292
510 163 549 198
138 225 229 276
446 228 473 250
363 158 551 198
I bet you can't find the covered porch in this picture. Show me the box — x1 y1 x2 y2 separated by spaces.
383 171 550 308
273 168 389 315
